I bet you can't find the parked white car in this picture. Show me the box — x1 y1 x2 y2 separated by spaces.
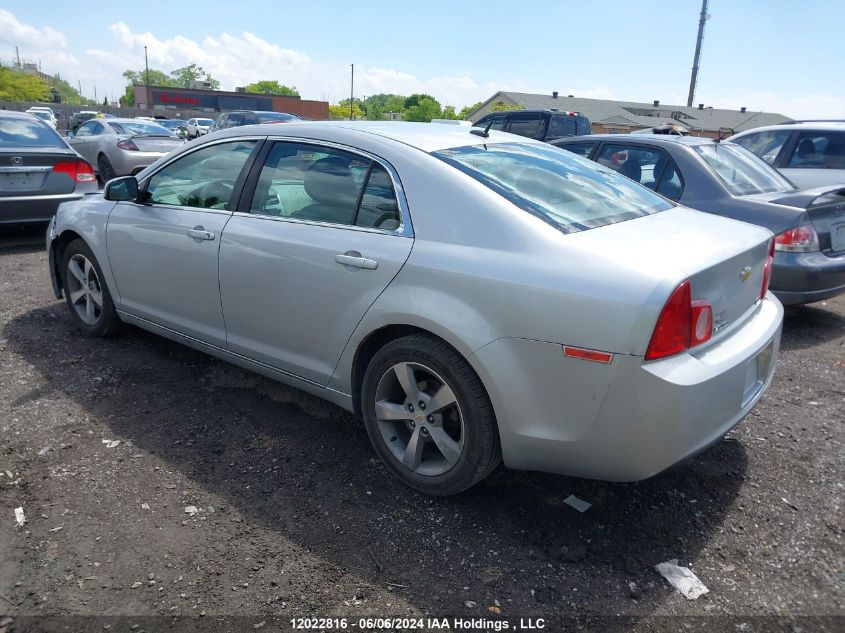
26 107 57 129
729 122 845 188
186 118 214 139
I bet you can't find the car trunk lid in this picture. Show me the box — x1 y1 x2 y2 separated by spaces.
125 135 184 154
0 149 85 197
764 185 845 255
568 207 772 348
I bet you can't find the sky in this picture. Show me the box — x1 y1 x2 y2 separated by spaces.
0 1 842 118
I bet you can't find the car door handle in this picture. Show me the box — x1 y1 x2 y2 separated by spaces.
187 227 215 241
335 253 378 270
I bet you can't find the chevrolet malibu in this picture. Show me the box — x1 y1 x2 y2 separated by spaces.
46 122 783 495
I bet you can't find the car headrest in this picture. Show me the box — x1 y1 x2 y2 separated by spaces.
303 157 359 207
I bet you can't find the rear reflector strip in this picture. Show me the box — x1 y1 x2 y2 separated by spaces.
562 346 614 364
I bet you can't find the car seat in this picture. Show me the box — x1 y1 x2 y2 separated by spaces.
294 156 359 224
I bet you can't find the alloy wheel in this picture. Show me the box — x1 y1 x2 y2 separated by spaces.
374 361 465 476
65 253 103 326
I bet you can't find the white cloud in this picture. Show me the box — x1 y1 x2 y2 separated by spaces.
0 9 79 74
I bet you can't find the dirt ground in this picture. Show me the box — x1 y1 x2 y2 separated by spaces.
0 227 842 633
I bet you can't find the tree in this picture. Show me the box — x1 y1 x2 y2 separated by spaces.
170 64 220 90
441 105 458 120
243 80 299 96
404 93 437 109
121 68 175 105
383 95 406 114
403 96 442 122
329 99 365 120
457 101 483 120
0 67 50 101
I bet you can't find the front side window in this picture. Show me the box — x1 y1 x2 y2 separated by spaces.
434 142 672 233
0 118 64 147
250 142 401 229
144 140 257 209
785 131 845 169
507 114 545 139
74 121 97 137
732 130 790 165
696 143 794 195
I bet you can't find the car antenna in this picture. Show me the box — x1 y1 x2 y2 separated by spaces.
470 119 494 138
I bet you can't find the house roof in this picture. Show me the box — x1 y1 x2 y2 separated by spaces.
471 91 792 133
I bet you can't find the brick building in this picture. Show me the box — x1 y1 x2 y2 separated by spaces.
133 85 328 120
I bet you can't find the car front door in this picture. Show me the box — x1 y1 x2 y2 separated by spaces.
218 140 414 385
106 138 262 347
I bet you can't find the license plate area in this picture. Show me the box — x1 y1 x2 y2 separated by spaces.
742 342 773 406
0 171 44 191
831 222 845 252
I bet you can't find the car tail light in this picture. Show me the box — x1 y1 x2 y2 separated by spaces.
645 280 714 361
53 160 97 183
761 239 775 300
116 139 140 151
774 224 818 252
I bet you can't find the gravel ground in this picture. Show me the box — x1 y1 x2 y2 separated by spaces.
0 228 842 632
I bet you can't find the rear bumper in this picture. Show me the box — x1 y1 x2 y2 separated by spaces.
470 296 783 481
0 193 86 225
771 250 845 305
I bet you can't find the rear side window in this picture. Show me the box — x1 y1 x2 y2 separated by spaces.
507 114 545 139
785 131 845 169
595 144 684 200
732 130 790 165
555 141 595 158
249 142 401 230
0 117 64 147
434 142 672 233
547 115 576 138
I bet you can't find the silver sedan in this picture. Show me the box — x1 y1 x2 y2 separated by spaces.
46 122 783 495
68 118 185 180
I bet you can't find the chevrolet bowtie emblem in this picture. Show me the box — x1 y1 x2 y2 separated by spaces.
740 266 752 282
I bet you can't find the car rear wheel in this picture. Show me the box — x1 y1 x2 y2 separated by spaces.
97 154 116 182
362 334 500 495
61 239 121 336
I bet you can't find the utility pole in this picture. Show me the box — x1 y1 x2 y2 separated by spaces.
686 0 709 107
94 85 97 103
144 45 150 86
350 64 354 120
15 46 20 68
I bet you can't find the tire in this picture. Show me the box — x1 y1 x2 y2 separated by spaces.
61 239 122 336
361 334 501 495
97 154 116 182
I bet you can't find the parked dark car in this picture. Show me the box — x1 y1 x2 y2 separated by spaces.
157 119 190 138
208 110 302 134
0 111 97 225
553 134 845 305
472 109 592 142
69 111 114 133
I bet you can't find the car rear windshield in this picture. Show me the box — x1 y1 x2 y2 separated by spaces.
0 118 64 148
695 143 794 195
256 112 300 122
109 121 175 136
433 142 672 233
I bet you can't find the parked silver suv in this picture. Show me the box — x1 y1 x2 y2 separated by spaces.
729 122 845 188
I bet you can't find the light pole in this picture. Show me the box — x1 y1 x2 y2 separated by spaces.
350 64 354 120
144 45 150 87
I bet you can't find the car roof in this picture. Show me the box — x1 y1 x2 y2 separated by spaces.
481 109 586 116
554 133 717 147
211 120 542 153
0 110 45 121
733 121 845 135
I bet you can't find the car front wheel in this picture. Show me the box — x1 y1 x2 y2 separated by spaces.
61 239 121 336
362 334 500 495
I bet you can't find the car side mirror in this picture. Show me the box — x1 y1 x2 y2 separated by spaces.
65 130 74 138
104 176 139 202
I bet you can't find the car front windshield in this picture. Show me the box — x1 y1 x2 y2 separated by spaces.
109 121 174 136
433 142 672 233
198 119 213 125
695 143 794 195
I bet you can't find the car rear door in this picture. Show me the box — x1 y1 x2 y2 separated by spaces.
106 138 262 347
594 142 685 201
777 130 845 188
218 139 414 385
